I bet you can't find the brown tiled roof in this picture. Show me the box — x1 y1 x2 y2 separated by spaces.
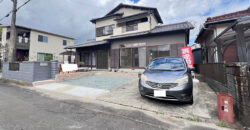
206 7 250 22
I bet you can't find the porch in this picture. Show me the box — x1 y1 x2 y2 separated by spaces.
66 40 110 70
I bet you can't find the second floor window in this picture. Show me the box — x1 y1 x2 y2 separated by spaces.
126 21 138 32
63 40 67 46
38 35 48 43
6 32 10 40
96 24 115 37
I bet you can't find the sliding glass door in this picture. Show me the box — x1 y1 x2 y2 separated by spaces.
120 47 146 68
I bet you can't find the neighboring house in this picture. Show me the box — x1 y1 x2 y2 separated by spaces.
195 7 250 64
67 3 194 69
0 25 75 63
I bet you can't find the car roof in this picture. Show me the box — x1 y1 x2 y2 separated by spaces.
152 56 184 61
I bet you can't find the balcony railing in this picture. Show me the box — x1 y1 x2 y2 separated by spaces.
17 37 30 44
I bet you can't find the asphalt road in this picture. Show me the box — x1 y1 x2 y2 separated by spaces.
0 81 220 130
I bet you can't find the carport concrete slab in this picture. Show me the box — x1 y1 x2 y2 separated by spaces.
35 73 135 98
61 75 135 90
96 80 218 122
35 83 69 90
64 86 109 97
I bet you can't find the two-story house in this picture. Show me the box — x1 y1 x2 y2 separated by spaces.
67 3 194 69
0 25 75 63
195 7 250 64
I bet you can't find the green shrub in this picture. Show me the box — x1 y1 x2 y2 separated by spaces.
24 56 29 61
78 61 84 67
45 55 53 61
216 121 227 127
187 117 201 122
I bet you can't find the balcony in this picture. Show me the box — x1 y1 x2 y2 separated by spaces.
16 36 30 50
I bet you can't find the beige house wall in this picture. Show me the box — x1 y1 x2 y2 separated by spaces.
150 14 159 29
29 30 74 63
1 27 8 46
1 27 8 61
215 23 231 35
95 8 159 41
115 8 146 17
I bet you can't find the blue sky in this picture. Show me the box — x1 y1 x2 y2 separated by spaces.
0 0 249 45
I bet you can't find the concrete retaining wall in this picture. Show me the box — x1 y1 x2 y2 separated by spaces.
2 61 58 83
225 62 250 126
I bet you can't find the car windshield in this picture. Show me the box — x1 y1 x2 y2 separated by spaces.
148 58 186 71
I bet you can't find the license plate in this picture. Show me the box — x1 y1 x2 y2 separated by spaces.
154 90 166 97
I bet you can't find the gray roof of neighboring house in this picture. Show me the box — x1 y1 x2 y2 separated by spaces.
0 25 75 40
65 40 108 49
108 21 194 40
91 3 163 24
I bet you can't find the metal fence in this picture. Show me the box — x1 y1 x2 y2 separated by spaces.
196 62 250 126
196 63 226 85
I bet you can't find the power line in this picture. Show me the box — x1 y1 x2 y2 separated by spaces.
0 0 31 22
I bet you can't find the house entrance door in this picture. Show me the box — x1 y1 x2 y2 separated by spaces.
96 50 108 69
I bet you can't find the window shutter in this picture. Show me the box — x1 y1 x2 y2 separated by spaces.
170 44 177 56
177 44 185 57
171 44 185 57
110 49 120 68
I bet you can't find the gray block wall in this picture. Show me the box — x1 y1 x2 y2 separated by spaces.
2 61 58 83
3 62 35 82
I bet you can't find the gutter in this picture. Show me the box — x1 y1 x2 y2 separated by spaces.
207 16 250 46
195 18 238 43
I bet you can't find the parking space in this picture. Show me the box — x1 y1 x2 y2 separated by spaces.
35 71 218 123
61 75 134 90
96 77 218 122
35 72 137 98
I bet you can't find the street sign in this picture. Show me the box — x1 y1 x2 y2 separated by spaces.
181 47 194 68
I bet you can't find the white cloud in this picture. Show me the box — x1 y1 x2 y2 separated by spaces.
0 0 249 44
136 0 250 43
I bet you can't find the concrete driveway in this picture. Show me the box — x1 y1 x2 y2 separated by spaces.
96 77 218 123
35 72 137 98
35 71 218 123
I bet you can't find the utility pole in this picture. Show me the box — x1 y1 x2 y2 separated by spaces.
8 0 17 62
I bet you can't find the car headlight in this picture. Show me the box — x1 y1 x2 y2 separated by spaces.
174 75 189 85
141 74 148 83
